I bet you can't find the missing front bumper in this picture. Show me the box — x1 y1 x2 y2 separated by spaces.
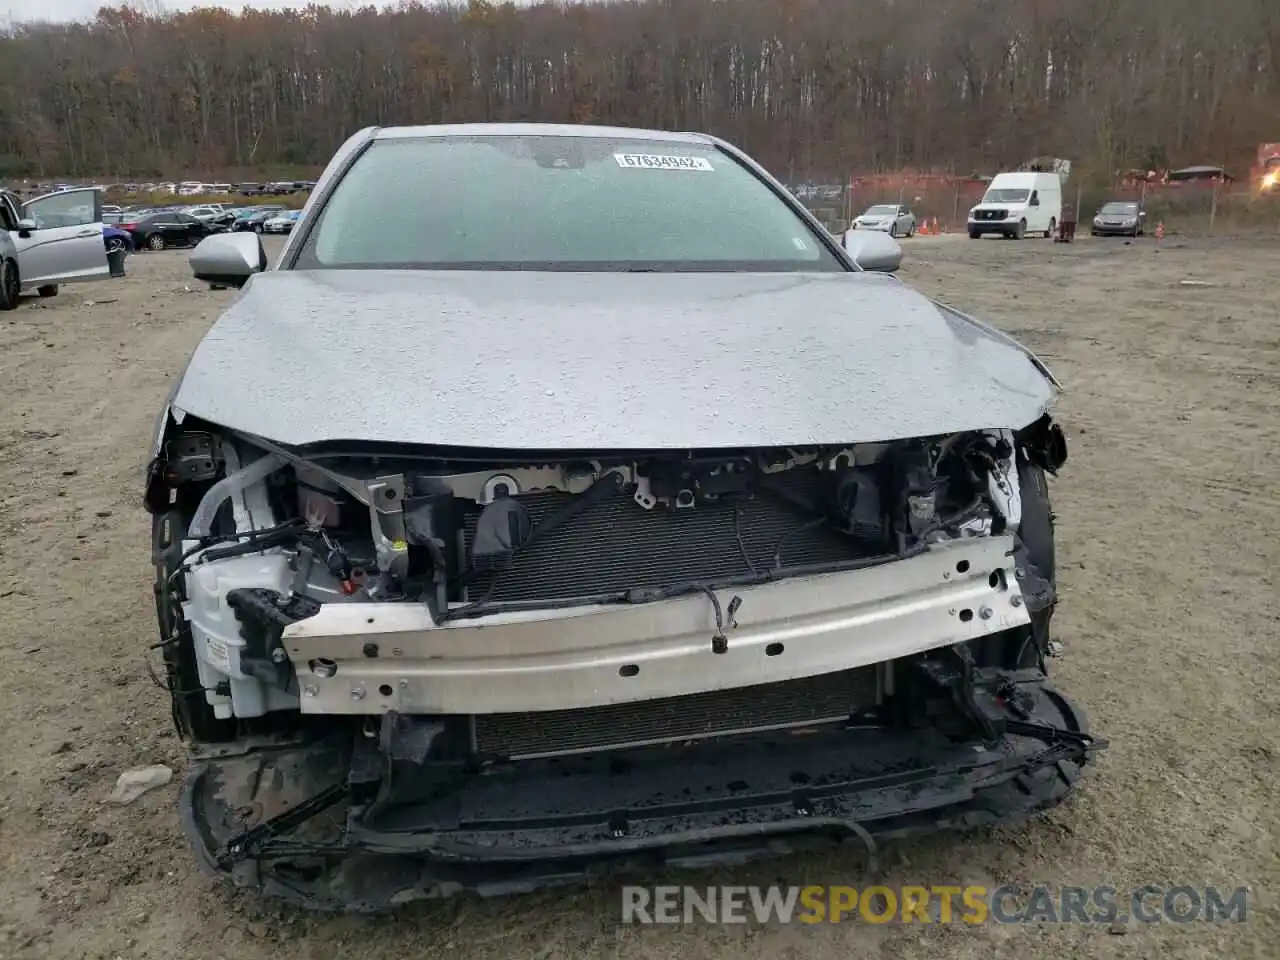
181 677 1102 912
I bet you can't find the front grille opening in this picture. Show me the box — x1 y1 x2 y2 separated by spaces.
459 469 878 605
473 667 879 760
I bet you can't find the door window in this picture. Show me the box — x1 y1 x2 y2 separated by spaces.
25 191 98 229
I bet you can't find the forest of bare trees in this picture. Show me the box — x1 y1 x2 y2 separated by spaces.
0 0 1276 181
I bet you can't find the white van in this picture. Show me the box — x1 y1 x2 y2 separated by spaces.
967 172 1062 239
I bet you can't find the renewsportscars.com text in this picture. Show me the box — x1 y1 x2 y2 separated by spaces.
621 884 1249 925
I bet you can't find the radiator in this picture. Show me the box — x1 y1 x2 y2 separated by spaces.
460 468 865 604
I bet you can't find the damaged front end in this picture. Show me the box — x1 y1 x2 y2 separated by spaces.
147 414 1101 910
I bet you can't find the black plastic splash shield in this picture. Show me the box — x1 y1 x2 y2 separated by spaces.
180 684 1099 912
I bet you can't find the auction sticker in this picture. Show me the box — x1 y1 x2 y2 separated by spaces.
614 153 714 171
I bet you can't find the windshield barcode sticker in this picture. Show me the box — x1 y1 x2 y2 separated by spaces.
614 153 714 171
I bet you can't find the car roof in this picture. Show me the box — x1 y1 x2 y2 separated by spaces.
372 122 715 145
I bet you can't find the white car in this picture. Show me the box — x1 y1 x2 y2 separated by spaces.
184 206 223 222
0 186 110 309
261 210 301 233
851 203 916 238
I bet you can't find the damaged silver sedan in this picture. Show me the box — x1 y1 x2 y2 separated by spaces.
146 123 1103 910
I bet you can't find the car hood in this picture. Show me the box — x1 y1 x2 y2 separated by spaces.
171 270 1058 450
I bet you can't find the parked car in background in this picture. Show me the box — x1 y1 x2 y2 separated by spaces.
0 211 18 309
181 207 226 227
184 205 235 230
103 225 132 254
851 203 916 238
232 206 285 232
263 181 314 196
0 186 110 305
120 211 216 251
261 209 301 233
1090 201 1146 237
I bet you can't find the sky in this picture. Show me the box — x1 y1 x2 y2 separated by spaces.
1 0 367 24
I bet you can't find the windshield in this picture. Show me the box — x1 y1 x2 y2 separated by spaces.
982 189 1030 203
864 205 897 215
295 134 843 272
1099 202 1138 215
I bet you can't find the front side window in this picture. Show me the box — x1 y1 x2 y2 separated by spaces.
25 190 99 229
296 135 844 272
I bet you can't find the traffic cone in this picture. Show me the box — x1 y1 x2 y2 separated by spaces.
918 219 929 236
1155 221 1165 240
931 216 940 234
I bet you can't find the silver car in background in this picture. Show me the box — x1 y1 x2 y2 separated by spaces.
1090 200 1146 237
0 187 110 308
262 209 301 233
851 203 916 238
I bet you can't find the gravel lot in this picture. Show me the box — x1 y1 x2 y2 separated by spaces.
1 233 1277 959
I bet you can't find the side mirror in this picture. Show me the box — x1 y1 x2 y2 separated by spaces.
190 232 266 289
843 229 903 273
16 218 36 236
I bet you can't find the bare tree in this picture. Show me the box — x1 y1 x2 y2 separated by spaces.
0 0 1273 181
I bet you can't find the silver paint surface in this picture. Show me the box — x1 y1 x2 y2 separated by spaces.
172 269 1058 450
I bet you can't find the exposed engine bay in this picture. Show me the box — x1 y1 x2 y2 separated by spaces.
146 414 1101 911
148 424 1062 723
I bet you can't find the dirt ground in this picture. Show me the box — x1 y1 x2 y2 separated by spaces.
1 232 1277 959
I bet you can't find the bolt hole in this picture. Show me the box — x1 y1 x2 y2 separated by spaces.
366 617 375 624
619 664 640 678
956 560 971 574
308 657 337 678
989 569 1008 590
959 608 974 623
377 684 393 697
765 642 785 657
383 488 397 500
